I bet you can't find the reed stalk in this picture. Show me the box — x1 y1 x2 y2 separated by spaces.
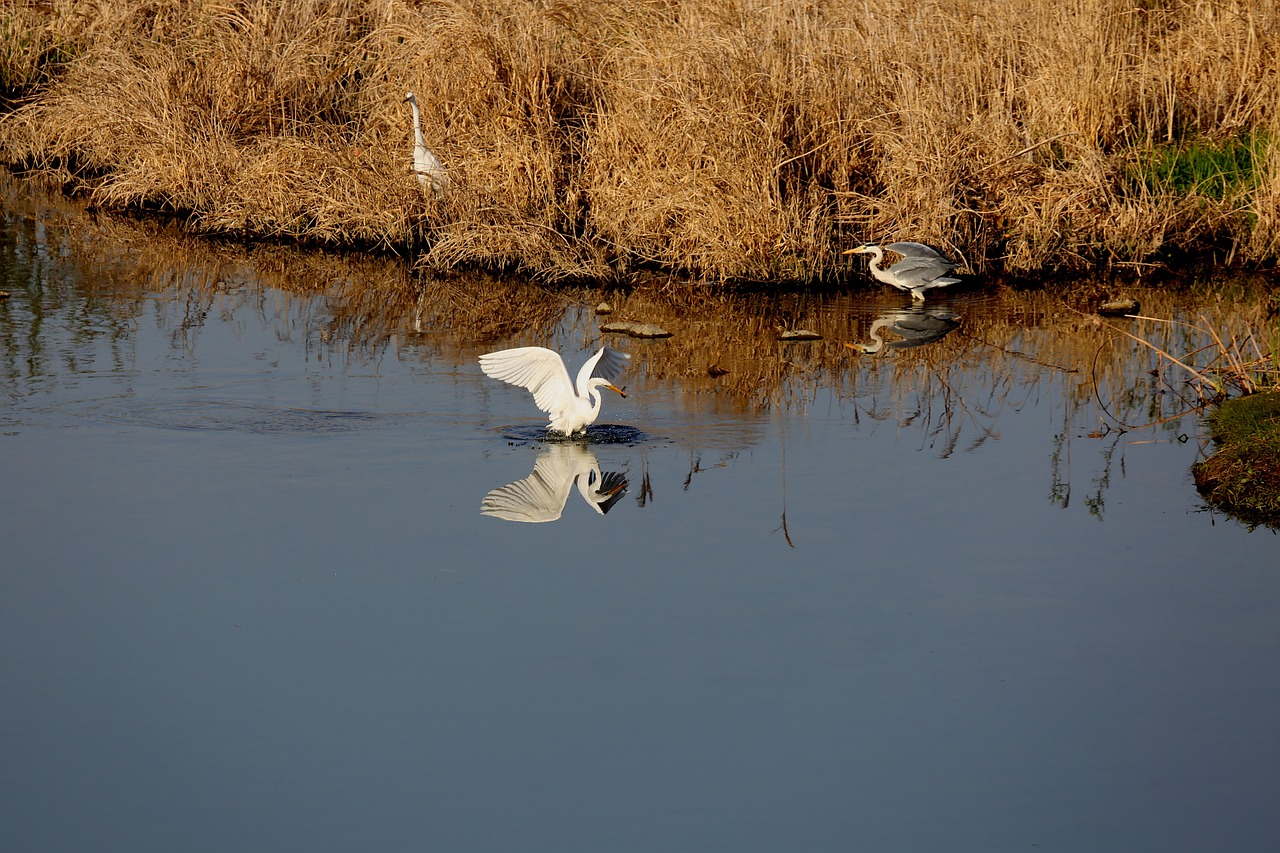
2 0 1279 283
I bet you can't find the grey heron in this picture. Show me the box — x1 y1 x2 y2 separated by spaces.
844 241 961 301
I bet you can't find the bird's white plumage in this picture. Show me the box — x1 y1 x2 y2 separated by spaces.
404 92 449 197
478 345 630 435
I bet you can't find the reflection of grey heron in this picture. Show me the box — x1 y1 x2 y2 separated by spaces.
403 92 449 197
481 444 628 523
479 345 630 436
844 242 961 301
848 309 961 354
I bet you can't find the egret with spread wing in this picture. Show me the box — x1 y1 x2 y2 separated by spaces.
844 241 960 301
403 92 449 197
479 345 630 436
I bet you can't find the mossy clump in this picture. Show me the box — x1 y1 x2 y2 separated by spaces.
1193 392 1280 528
1129 132 1271 202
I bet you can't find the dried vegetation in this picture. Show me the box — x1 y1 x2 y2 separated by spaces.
2 0 1280 282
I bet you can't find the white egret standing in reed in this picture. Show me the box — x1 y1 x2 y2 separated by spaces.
403 92 449 197
479 345 630 436
844 241 961 301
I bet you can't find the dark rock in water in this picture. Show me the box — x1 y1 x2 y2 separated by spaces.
601 320 673 338
1098 297 1140 316
778 329 822 341
707 365 729 377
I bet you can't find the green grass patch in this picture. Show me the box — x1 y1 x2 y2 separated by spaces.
1192 391 1280 528
1129 131 1271 201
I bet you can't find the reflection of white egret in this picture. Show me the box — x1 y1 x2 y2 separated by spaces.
844 242 961 301
479 345 630 436
481 444 628 523
403 92 448 197
848 309 960 354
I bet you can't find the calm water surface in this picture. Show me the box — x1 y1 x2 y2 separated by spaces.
2 180 1277 852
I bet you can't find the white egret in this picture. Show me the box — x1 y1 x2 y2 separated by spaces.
403 92 449 197
844 241 961 301
478 345 630 436
481 444 628 523
847 309 960 354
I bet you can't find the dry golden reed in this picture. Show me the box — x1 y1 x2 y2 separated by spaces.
2 0 1279 282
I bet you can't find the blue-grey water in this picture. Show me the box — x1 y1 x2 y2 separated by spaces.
2 178 1277 852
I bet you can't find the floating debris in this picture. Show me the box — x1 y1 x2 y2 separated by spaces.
1098 297 1140 316
601 320 673 339
778 329 822 341
0 290 11 299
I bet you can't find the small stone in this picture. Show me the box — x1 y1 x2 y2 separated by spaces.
595 302 613 315
778 329 822 341
601 321 673 339
1098 297 1140 316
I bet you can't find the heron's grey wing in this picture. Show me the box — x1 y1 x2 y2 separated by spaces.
885 241 957 264
478 347 576 415
480 450 579 522
588 346 631 386
883 254 958 285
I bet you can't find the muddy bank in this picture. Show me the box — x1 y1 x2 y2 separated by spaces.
1193 393 1280 529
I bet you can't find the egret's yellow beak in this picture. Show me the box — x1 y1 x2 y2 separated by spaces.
606 384 627 398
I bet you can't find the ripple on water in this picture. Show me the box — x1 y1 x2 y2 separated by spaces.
101 399 378 435
497 423 648 445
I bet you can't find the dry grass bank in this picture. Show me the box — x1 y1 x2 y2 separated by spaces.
2 0 1279 283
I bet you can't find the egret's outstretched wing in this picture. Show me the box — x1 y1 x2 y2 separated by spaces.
478 347 576 415
580 346 631 389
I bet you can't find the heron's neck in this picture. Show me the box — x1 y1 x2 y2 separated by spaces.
868 251 889 279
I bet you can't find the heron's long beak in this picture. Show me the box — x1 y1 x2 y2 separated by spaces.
843 247 869 255
606 384 627 398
